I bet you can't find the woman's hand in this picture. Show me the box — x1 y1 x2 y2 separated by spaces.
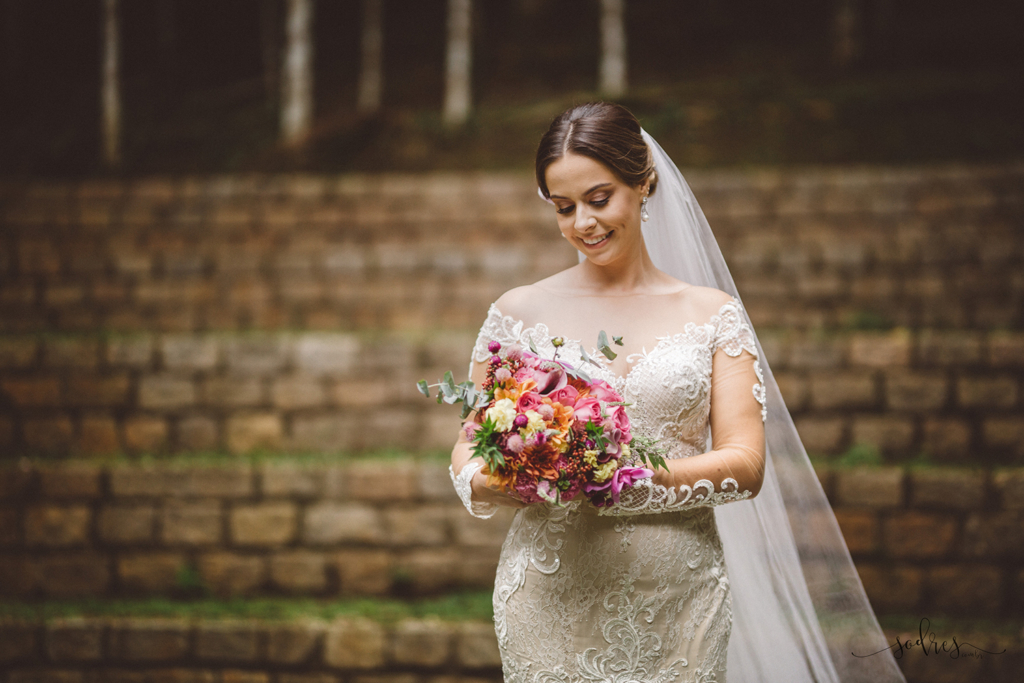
470 468 528 509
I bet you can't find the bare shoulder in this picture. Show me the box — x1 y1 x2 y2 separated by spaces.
493 268 579 322
684 284 737 316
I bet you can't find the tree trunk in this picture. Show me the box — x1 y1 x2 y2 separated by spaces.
101 0 121 168
280 0 315 146
357 0 383 114
833 0 861 68
443 0 471 126
599 0 626 97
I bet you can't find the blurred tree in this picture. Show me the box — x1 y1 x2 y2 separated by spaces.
444 0 471 126
281 0 314 146
599 0 626 97
101 0 121 167
358 0 383 114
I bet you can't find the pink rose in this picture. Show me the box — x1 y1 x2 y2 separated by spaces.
533 364 568 395
516 391 543 413
606 405 632 441
548 384 579 407
574 397 602 425
588 380 621 403
584 466 653 506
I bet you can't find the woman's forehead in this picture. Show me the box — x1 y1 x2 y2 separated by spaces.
546 153 619 196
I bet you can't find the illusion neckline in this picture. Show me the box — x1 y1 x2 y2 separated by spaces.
487 297 741 383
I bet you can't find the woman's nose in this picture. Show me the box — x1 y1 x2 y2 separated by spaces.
574 207 595 232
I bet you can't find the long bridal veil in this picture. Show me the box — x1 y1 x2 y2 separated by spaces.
597 131 905 682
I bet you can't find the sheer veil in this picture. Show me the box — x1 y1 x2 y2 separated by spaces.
590 130 906 682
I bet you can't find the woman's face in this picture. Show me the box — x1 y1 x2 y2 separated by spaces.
544 152 649 267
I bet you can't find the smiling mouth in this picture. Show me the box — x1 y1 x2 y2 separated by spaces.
581 232 612 246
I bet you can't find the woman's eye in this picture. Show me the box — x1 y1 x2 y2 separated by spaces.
592 198 609 207
556 205 574 215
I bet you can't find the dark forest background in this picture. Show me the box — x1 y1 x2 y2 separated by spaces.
2 0 1023 176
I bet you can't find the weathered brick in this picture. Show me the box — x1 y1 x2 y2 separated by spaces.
394 549 459 593
221 671 271 683
231 502 297 546
956 375 1018 408
270 551 328 593
457 546 502 589
983 418 1024 455
202 376 265 408
344 462 417 502
31 554 110 597
198 553 267 597
25 506 91 547
194 622 259 663
7 669 85 683
0 507 20 545
304 503 384 545
266 620 325 664
834 468 903 507
993 469 1024 510
272 375 327 409
323 618 386 669
77 415 120 454
331 378 392 408
225 413 282 453
110 466 182 497
290 414 358 451
294 334 359 375
179 466 254 498
917 330 983 365
0 337 38 367
963 510 1024 559
98 505 156 544
106 336 154 368
884 371 948 410
261 463 323 498
855 563 923 612
278 674 339 683
793 417 846 455
222 336 291 374
118 553 185 593
808 372 876 410
882 511 957 559
926 564 1003 616
456 621 502 668
66 374 131 407
139 375 196 410
989 331 1024 367
162 501 223 546
910 468 986 509
38 465 101 498
161 336 218 371
385 505 449 546
920 418 971 461
111 619 190 662
0 620 38 662
23 417 75 453
833 510 878 554
44 338 100 369
46 618 104 661
392 618 452 666
123 417 169 452
417 463 460 503
334 550 393 595
850 416 914 454
849 330 912 367
451 507 515 547
177 416 219 450
1 377 61 407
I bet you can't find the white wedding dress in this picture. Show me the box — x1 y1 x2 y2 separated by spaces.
453 296 768 683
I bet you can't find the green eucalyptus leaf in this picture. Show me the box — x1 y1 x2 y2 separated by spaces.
417 380 431 397
528 335 539 355
613 335 624 346
597 330 617 360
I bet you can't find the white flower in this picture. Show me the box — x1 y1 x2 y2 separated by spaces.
523 410 546 435
486 398 517 432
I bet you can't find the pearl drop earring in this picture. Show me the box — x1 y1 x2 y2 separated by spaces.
641 196 650 222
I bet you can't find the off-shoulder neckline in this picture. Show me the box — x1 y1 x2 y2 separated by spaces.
483 296 747 382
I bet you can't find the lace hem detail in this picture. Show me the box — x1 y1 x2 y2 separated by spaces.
753 360 767 422
596 476 753 517
450 462 498 519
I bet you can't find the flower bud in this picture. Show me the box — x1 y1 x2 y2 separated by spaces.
513 413 529 428
488 340 502 354
552 336 565 348
490 355 502 366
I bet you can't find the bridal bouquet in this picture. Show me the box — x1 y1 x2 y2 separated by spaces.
418 333 667 507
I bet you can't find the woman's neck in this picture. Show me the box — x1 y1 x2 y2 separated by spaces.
575 241 671 295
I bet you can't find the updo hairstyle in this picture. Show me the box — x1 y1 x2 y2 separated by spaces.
535 101 658 200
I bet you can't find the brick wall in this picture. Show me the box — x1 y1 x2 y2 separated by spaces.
2 459 1022 621
1 168 1023 460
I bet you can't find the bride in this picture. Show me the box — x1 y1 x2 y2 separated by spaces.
449 102 905 683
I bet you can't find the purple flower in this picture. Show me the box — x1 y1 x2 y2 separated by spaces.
584 466 653 505
513 413 529 429
488 340 502 354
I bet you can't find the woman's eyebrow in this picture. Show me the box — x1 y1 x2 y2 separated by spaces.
549 182 613 200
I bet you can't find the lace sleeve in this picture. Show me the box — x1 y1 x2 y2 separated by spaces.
596 476 753 516
468 303 525 377
450 462 498 519
715 298 767 423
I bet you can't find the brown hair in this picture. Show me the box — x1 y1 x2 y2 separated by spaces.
535 102 657 200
